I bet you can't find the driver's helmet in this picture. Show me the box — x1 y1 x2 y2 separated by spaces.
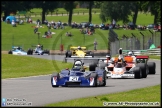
37 44 41 48
74 61 82 68
128 51 133 56
17 47 21 50
118 56 122 62
106 55 111 60
78 46 81 50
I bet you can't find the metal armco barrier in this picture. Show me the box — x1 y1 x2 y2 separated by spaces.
147 48 161 56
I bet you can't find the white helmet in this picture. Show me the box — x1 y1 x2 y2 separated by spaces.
128 52 133 56
74 61 82 68
78 46 81 50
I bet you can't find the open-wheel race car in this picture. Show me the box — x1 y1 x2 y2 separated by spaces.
51 59 107 87
8 46 28 55
65 46 94 58
27 44 50 55
105 55 156 79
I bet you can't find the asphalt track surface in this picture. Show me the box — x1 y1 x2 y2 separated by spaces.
2 55 161 106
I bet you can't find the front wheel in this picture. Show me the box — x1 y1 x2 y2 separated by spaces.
90 73 98 87
136 63 147 78
8 50 12 54
134 67 142 79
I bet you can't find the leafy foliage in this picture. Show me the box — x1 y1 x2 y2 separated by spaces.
100 1 132 23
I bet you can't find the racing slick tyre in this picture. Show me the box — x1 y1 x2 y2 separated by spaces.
68 51 72 57
47 50 50 55
147 62 156 74
136 63 147 78
30 49 33 55
51 73 59 87
102 71 106 86
65 51 72 57
27 49 30 55
89 63 97 71
134 67 142 79
85 51 91 54
90 73 98 87
27 49 33 55
90 51 94 57
8 50 12 54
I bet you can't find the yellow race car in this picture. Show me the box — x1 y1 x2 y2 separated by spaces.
65 46 94 58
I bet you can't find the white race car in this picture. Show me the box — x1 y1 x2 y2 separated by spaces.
106 60 139 79
105 55 156 79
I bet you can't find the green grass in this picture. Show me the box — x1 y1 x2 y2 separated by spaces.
45 85 160 107
1 54 73 79
2 11 161 51
149 55 161 60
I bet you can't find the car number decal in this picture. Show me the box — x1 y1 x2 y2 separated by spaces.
69 76 79 81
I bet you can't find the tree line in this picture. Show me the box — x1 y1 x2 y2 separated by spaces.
1 1 161 25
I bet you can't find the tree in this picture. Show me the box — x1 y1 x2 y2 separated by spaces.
141 1 161 24
63 1 78 26
87 1 94 23
129 1 141 25
2 1 32 19
34 1 59 24
100 1 132 24
93 1 102 8
78 1 94 23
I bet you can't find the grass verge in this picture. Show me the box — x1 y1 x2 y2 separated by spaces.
45 85 160 107
1 54 73 79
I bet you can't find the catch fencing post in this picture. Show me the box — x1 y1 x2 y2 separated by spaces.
131 33 136 50
123 35 128 50
140 32 144 50
149 30 153 44
154 31 157 47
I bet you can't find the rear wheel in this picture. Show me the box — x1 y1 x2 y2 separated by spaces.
147 62 156 74
89 63 97 71
90 51 94 57
51 73 59 87
102 71 106 86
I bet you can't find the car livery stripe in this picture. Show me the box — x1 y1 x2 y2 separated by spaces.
90 78 94 86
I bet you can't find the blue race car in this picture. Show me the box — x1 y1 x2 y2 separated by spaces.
8 46 27 55
51 59 106 87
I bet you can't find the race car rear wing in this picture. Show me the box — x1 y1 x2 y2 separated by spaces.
135 55 149 59
71 56 93 58
70 47 86 50
64 57 107 63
